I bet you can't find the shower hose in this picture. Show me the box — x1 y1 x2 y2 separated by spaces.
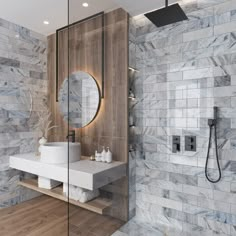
205 123 222 183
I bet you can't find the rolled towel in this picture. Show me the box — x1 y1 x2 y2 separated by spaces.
38 177 61 189
69 185 84 201
63 183 100 203
79 189 100 203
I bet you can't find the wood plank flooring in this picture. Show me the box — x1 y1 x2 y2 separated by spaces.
0 195 124 236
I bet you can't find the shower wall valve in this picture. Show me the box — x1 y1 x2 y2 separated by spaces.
172 136 180 153
185 136 196 151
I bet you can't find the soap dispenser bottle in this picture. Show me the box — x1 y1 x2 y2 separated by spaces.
105 147 112 163
101 146 106 162
95 150 101 162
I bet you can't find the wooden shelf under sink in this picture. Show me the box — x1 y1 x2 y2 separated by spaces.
19 179 112 215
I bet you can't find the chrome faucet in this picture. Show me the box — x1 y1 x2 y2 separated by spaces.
67 130 76 143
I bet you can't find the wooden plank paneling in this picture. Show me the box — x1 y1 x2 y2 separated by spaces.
47 8 129 221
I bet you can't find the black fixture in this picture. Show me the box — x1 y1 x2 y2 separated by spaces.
56 12 105 102
67 130 75 143
172 136 180 153
205 107 222 183
185 136 196 152
144 0 188 28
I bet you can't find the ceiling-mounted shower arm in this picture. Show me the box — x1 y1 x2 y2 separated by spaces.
165 0 168 7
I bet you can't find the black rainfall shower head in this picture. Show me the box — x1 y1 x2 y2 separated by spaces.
144 3 188 27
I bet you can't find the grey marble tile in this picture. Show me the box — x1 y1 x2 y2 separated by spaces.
198 0 230 9
214 75 231 87
214 21 236 35
183 68 213 80
169 60 197 72
231 9 236 21
214 64 236 77
156 53 182 66
198 33 230 49
169 173 198 186
113 219 165 236
214 12 231 25
183 41 199 52
198 77 214 88
168 80 198 91
214 0 236 15
145 64 168 76
129 0 236 235
183 27 213 42
182 221 214 235
187 6 214 20
145 44 182 57
214 86 236 97
0 57 20 68
230 225 236 236
183 47 214 61
214 190 236 204
0 17 47 209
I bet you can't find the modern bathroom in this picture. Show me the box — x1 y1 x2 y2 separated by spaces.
0 0 236 235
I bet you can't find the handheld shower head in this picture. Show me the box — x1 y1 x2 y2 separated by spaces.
208 107 218 127
205 106 221 183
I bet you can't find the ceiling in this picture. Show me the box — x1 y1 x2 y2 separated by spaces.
0 0 67 35
0 0 178 36
113 0 178 16
0 0 118 36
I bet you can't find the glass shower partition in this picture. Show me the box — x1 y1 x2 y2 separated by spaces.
67 1 130 235
66 7 105 234
0 0 70 235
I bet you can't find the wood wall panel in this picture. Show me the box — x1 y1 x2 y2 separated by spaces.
47 8 129 221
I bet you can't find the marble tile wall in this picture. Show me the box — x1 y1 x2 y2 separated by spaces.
128 16 142 220
0 18 47 208
128 0 236 235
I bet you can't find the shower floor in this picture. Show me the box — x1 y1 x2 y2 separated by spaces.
112 220 164 236
0 195 124 236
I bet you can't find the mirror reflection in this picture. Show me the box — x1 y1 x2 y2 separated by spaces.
58 71 100 128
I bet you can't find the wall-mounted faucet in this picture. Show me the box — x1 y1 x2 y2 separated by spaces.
67 130 76 143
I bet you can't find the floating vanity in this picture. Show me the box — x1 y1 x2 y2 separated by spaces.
9 153 126 214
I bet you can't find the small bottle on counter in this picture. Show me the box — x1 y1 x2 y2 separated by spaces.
95 150 101 162
101 146 106 162
105 147 112 163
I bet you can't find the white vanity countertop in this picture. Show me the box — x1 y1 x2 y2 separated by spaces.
10 153 127 190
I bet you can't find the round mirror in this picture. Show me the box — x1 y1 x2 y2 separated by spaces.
58 71 100 128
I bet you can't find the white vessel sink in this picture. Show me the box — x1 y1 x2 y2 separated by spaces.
41 142 81 164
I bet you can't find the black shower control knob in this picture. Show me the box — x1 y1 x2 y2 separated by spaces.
185 136 196 151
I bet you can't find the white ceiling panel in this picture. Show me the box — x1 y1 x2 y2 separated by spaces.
112 0 178 16
0 0 118 35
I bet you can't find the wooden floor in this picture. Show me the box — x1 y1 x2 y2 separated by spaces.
0 195 124 236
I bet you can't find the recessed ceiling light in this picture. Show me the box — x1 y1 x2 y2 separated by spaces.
82 2 89 7
43 20 49 25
